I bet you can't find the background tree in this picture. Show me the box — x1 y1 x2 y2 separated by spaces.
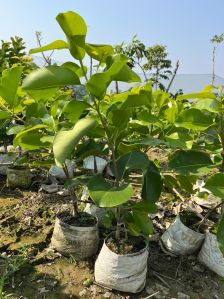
115 35 148 81
143 44 172 90
211 33 224 85
0 36 36 77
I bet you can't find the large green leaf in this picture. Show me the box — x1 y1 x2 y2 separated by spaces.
85 43 114 62
118 138 163 155
120 94 149 109
204 173 224 198
62 62 87 78
0 111 10 120
53 118 96 167
192 98 222 113
166 132 193 149
62 100 89 123
0 66 23 109
108 109 131 140
141 161 163 210
115 151 149 179
86 54 141 99
22 66 80 91
177 92 216 101
26 103 48 119
13 124 48 150
164 99 178 123
175 108 213 131
88 174 133 207
125 210 153 236
56 11 87 60
29 40 69 54
168 150 213 175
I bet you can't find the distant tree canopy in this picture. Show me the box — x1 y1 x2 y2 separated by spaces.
0 36 37 77
115 36 172 90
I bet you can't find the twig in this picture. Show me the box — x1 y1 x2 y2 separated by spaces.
93 281 112 290
197 201 223 231
175 259 182 279
166 60 179 93
152 271 170 289
143 291 160 299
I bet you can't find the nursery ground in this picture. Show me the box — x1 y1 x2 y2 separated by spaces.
0 175 224 299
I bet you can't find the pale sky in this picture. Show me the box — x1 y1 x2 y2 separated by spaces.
1 0 224 77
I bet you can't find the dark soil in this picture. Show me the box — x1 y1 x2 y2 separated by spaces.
106 234 146 255
179 210 205 233
58 211 97 227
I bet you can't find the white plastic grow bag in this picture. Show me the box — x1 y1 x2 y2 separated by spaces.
49 160 75 180
198 232 224 277
83 156 107 173
0 154 16 175
161 215 205 255
95 239 148 293
51 216 99 260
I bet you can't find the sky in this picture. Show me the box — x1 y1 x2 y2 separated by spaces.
1 0 224 77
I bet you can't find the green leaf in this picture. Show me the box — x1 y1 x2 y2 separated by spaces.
163 174 179 189
88 174 133 207
137 111 162 127
217 214 224 255
118 138 163 155
0 111 10 120
204 173 224 198
26 103 48 119
86 54 141 99
132 210 153 235
164 99 178 123
177 92 216 101
176 175 198 193
62 62 87 78
29 40 69 54
0 66 23 108
175 108 213 131
192 98 222 113
53 118 96 167
22 66 80 91
115 151 149 179
166 132 193 149
7 124 25 135
120 94 149 109
76 140 106 162
13 124 48 150
141 161 163 210
62 100 88 123
108 109 131 140
168 150 213 175
56 11 87 60
85 43 114 62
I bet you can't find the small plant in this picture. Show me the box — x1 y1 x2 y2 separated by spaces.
0 248 29 298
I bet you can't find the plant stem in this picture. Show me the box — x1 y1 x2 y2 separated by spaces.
92 96 123 240
62 163 78 217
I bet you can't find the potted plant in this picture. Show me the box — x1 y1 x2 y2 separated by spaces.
20 10 165 289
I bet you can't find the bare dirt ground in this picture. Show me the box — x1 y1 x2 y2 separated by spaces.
0 173 224 299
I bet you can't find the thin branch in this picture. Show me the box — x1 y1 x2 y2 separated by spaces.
166 60 179 93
